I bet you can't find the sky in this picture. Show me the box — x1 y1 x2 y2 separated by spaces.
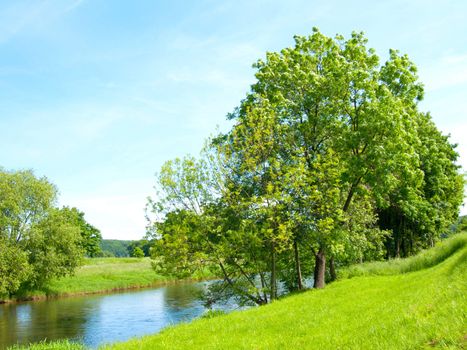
0 0 466 240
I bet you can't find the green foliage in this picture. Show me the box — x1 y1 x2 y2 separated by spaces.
0 169 56 242
99 240 133 257
378 113 464 257
59 207 102 257
131 246 145 258
23 208 84 290
147 27 464 305
0 240 30 297
0 169 85 297
454 215 467 233
127 239 151 257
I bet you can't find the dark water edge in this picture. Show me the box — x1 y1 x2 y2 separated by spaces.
0 281 238 349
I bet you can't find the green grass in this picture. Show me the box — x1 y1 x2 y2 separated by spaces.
10 233 467 349
12 257 210 301
339 233 467 278
7 340 84 350
102 233 467 350
45 257 166 296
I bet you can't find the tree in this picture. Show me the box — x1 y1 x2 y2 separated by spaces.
224 28 420 287
378 113 464 257
0 169 85 296
131 246 145 258
127 239 151 257
0 169 56 243
147 155 277 305
24 208 84 289
59 207 102 257
455 216 467 233
148 27 464 301
99 239 133 257
0 239 30 297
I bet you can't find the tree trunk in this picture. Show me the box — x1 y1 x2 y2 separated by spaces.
313 247 326 289
293 240 303 290
401 237 407 258
329 256 337 282
270 242 277 301
395 236 401 258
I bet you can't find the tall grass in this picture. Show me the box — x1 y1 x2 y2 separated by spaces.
7 340 84 350
338 232 467 279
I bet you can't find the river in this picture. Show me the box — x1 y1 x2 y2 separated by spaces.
0 281 236 349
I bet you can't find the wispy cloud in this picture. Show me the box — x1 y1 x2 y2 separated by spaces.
0 1 46 43
0 0 85 44
63 0 86 14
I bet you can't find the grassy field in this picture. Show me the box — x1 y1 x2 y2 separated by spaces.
44 257 166 296
12 257 208 301
9 233 467 350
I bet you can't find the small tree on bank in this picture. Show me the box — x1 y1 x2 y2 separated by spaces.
0 169 98 297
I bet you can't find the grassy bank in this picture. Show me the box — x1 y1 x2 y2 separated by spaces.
10 233 467 349
7 257 208 302
101 234 467 350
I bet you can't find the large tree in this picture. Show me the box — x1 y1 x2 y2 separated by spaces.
224 28 423 287
148 28 464 300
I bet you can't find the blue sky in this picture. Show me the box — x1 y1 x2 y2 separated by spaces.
0 0 466 239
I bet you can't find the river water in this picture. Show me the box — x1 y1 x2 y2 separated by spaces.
0 281 234 349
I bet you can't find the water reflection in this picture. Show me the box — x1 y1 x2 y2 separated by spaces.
0 282 217 349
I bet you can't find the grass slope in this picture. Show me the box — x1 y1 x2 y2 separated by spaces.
10 233 467 350
104 233 467 350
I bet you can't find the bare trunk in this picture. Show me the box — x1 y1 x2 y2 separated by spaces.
401 237 407 258
313 247 326 289
329 256 337 282
293 240 303 290
395 236 401 258
270 242 277 301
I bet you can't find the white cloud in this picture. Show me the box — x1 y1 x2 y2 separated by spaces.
62 193 147 240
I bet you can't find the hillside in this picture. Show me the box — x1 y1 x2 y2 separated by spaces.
104 233 467 350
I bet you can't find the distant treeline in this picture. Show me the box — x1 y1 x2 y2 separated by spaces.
99 239 151 257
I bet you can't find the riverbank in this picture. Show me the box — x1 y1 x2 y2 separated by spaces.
2 257 210 303
102 233 467 349
9 233 467 349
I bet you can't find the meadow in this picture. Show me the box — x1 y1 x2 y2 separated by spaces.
10 257 209 302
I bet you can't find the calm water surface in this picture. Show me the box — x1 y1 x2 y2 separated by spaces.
0 282 235 349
